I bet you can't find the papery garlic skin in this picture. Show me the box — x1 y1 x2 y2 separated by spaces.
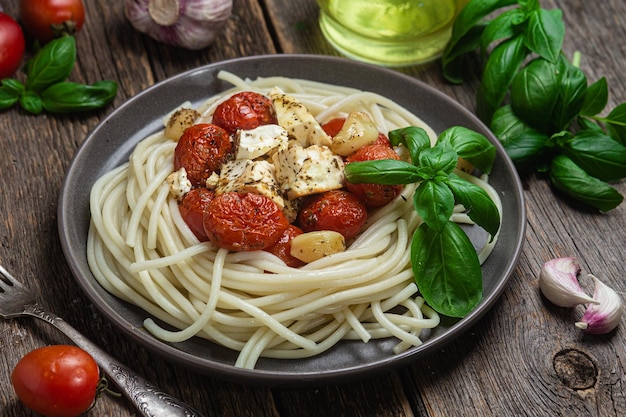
575 275 623 334
539 257 598 308
125 0 233 50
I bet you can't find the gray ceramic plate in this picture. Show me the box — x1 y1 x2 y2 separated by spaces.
58 55 526 386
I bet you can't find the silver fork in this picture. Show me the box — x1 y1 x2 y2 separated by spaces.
0 264 206 417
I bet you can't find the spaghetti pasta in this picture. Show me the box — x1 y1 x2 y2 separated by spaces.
87 71 500 369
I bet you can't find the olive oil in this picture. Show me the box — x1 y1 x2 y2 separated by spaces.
317 0 467 67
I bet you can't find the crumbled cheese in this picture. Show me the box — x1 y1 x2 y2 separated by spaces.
272 142 344 200
166 168 192 200
205 172 220 190
269 87 332 148
236 124 288 160
216 159 284 209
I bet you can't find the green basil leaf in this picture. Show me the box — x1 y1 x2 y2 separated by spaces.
502 130 549 166
490 104 540 143
580 77 608 117
480 8 527 55
1 79 25 96
576 117 604 133
411 222 482 318
0 87 20 109
560 130 626 182
417 141 458 175
523 9 565 63
602 102 626 145
388 126 431 164
19 91 43 115
442 0 518 83
518 0 540 12
445 173 501 240
438 126 496 174
549 155 623 211
414 180 455 232
344 159 422 185
510 57 563 131
26 36 76 92
477 35 528 123
40 81 118 113
551 55 587 131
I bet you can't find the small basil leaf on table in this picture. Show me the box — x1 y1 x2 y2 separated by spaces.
0 80 24 109
41 81 118 113
549 155 624 211
579 76 608 117
26 36 77 93
523 8 565 63
551 56 587 131
411 221 483 318
559 130 626 182
480 8 527 54
601 103 626 145
20 91 43 115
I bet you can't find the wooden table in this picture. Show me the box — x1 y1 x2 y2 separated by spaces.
1 1 625 416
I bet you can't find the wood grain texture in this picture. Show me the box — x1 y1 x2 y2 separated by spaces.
1 0 625 416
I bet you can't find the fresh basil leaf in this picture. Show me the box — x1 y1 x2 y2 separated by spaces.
580 77 608 117
480 8 527 55
576 117 604 133
560 130 626 182
523 8 565 63
438 126 496 174
443 0 518 83
549 155 623 211
518 0 540 12
0 87 20 109
510 57 563 131
491 104 539 142
602 103 626 145
502 130 549 166
417 141 458 175
551 55 587 131
1 79 25 96
477 35 528 123
20 91 43 115
26 36 76 93
411 222 482 318
344 159 422 185
414 180 455 232
41 81 118 113
389 126 431 164
445 173 501 240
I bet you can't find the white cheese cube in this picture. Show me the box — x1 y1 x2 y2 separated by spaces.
215 159 284 209
235 124 288 160
166 168 192 201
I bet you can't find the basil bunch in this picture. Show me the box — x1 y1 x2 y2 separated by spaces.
0 36 117 115
442 0 626 211
344 126 499 318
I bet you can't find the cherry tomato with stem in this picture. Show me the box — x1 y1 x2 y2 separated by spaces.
0 12 26 79
11 345 101 417
20 0 85 43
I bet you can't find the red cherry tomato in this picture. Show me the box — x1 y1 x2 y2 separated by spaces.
0 13 25 79
322 117 391 147
212 91 278 135
11 345 100 417
203 192 290 251
345 144 404 207
297 190 367 240
179 187 215 241
174 123 235 186
265 224 306 267
20 0 85 43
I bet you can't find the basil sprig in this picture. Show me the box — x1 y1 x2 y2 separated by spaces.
0 36 117 115
442 0 626 211
344 126 500 318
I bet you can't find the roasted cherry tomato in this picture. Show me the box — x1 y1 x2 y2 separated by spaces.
321 117 391 147
11 345 100 417
212 91 278 135
345 144 404 207
20 0 85 43
179 187 215 241
0 12 25 79
174 123 234 186
297 190 367 240
265 224 306 268
203 192 289 251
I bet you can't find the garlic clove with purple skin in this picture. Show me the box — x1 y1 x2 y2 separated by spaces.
539 257 599 307
575 275 623 334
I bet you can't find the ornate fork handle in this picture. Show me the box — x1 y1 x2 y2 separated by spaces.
25 304 205 417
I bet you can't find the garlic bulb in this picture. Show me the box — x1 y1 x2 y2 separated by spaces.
575 275 623 334
125 0 232 50
538 257 598 307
